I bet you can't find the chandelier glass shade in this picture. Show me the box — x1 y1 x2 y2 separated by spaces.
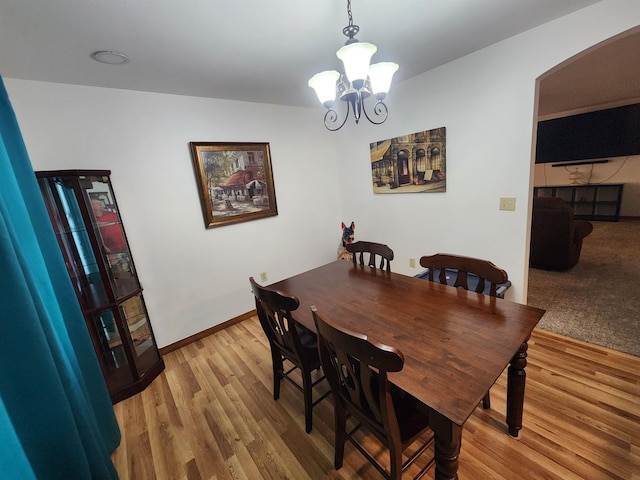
308 0 398 131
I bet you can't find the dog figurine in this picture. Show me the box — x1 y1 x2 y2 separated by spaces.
337 221 355 261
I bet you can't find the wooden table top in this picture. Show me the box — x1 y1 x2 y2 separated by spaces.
269 260 545 427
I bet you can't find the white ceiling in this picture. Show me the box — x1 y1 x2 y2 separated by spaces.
1 0 629 114
538 27 640 118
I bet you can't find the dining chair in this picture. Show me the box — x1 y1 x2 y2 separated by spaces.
418 253 509 409
312 307 434 480
346 241 394 272
249 277 329 433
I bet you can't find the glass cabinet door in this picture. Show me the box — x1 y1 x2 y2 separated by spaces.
37 169 163 403
39 175 109 309
84 176 139 300
91 307 135 391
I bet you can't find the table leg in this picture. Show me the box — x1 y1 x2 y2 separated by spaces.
428 410 462 480
506 336 530 437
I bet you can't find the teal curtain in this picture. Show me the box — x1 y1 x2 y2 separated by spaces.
0 77 121 479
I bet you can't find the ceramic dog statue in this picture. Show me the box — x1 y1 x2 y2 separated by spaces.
337 221 355 261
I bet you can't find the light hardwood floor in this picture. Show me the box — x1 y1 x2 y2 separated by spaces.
112 316 640 479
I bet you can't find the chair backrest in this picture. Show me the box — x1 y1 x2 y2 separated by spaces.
312 307 404 441
346 241 394 272
418 253 508 297
249 277 304 360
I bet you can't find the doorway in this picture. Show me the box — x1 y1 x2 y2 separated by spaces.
527 26 640 356
397 150 410 185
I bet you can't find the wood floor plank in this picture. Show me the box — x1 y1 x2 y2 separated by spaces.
112 318 640 479
141 380 181 480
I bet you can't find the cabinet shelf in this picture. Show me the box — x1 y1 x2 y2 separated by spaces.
533 184 623 221
36 169 164 403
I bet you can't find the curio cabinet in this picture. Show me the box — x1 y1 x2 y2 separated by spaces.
36 169 164 403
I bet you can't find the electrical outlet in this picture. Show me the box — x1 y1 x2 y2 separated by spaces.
409 258 416 268
260 271 268 282
499 197 516 211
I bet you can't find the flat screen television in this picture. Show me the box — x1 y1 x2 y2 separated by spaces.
535 103 640 164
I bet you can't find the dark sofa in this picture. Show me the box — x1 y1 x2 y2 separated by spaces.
529 196 594 271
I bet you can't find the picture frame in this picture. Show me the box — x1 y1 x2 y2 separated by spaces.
370 127 446 194
189 142 278 229
88 191 115 212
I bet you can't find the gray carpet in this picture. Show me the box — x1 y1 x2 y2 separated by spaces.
527 219 640 357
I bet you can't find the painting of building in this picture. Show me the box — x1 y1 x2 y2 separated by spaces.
189 142 278 228
370 127 446 194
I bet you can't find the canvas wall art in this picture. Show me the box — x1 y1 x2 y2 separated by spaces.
370 127 446 194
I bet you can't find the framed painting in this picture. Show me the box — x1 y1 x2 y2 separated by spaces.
189 142 278 228
370 127 446 193
88 191 115 212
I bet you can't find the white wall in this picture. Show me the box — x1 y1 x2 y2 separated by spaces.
6 0 640 347
5 80 341 347
534 157 640 217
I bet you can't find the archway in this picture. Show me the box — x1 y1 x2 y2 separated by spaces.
527 26 640 355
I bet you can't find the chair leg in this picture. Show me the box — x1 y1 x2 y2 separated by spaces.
389 443 403 480
334 405 347 469
302 370 313 433
272 351 283 400
482 390 491 409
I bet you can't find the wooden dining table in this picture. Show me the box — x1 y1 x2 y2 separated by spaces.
269 260 545 480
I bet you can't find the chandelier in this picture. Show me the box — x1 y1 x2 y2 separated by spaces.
308 0 399 131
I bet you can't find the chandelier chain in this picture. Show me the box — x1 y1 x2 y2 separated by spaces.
343 0 359 43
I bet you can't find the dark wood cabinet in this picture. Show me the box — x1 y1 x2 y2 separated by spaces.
36 169 164 403
533 184 624 221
